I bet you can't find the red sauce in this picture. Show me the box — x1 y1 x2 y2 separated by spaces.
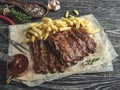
8 54 28 76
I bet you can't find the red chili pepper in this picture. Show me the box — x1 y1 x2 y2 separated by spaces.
0 15 15 25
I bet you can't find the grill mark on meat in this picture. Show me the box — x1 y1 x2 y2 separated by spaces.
48 50 66 73
62 31 77 60
32 39 41 73
47 36 65 65
49 33 73 63
32 39 66 74
38 40 49 74
63 30 88 60
62 31 80 65
72 28 96 53
45 42 66 73
57 32 75 63
66 30 89 60
49 32 77 67
32 40 49 74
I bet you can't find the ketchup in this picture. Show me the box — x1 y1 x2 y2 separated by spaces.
8 54 28 76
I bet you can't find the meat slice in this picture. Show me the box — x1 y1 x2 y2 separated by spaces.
32 39 41 73
47 28 97 66
72 27 96 53
64 30 89 60
32 39 66 74
48 32 75 66
32 39 48 74
47 48 66 73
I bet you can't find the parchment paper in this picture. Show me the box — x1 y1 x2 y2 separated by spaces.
8 14 118 87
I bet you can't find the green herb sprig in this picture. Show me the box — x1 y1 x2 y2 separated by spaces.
87 58 100 65
0 7 32 23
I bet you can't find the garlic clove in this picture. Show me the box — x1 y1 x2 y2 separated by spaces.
52 1 57 7
54 5 60 11
56 0 60 5
48 3 53 10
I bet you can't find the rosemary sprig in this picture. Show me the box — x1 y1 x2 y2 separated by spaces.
87 58 100 65
0 6 32 23
8 8 32 23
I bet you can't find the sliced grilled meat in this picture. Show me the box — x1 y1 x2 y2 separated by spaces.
47 28 96 66
32 39 48 74
48 49 66 73
72 28 96 53
32 39 66 74
65 30 89 60
32 39 41 73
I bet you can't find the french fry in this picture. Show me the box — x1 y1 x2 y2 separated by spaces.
79 19 88 27
61 18 73 26
28 30 38 37
36 35 43 40
59 27 71 31
40 36 43 39
76 23 80 29
38 25 43 29
47 23 52 28
30 23 43 28
74 17 81 24
42 17 52 23
72 20 77 25
54 20 67 28
65 11 69 18
32 27 42 36
69 15 75 18
42 24 48 30
52 31 56 34
73 10 79 16
75 20 81 29
30 23 39 27
44 32 49 40
51 23 58 31
31 35 35 42
21 39 31 44
47 27 52 32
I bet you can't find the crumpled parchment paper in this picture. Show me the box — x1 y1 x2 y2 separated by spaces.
8 14 118 87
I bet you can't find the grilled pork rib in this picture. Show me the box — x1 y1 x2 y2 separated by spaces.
32 27 97 74
47 27 96 66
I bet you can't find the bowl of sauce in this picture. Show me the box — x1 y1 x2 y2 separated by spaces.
7 54 29 76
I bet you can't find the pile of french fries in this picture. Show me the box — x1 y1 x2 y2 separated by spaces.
22 11 99 44
22 16 82 44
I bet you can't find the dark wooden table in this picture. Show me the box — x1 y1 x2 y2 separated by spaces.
0 0 120 90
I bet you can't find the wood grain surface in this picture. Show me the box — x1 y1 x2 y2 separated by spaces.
0 0 120 90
